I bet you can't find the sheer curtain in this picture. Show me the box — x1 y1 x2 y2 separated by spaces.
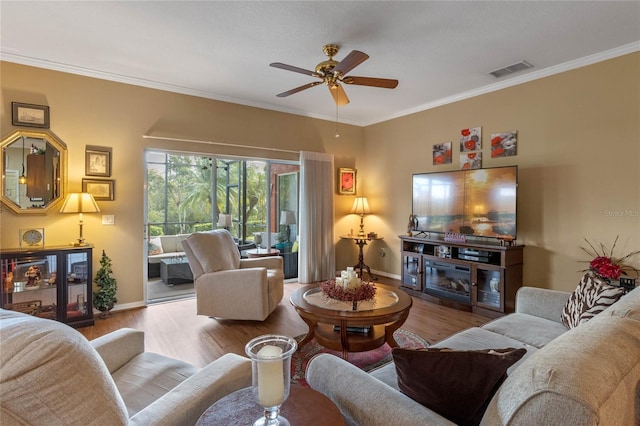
298 151 335 283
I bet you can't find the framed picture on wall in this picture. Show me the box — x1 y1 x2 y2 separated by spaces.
338 168 357 195
82 178 115 201
85 145 112 177
11 102 50 128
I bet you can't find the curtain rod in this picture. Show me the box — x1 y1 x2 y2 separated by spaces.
142 135 299 154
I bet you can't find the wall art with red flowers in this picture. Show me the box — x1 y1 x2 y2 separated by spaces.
432 142 452 165
460 127 482 152
337 168 356 195
460 152 482 170
491 131 517 157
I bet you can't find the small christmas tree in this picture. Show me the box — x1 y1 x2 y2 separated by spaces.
94 250 117 319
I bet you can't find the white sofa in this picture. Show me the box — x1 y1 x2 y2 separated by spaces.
147 234 191 278
307 286 640 425
0 309 252 425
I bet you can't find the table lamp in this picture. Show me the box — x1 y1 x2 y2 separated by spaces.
218 214 232 230
279 211 296 242
350 196 371 237
60 192 100 246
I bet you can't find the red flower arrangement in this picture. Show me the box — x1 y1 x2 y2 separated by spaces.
580 236 640 281
320 279 376 302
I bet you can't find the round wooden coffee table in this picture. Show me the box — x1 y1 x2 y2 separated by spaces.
246 248 280 258
290 283 412 360
196 385 344 426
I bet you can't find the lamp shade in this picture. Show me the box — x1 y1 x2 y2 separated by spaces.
60 193 100 214
218 214 232 227
280 211 296 225
350 196 371 215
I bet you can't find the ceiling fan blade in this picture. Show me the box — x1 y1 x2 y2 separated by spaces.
270 62 320 77
329 83 350 106
333 50 369 76
342 76 399 89
276 81 323 98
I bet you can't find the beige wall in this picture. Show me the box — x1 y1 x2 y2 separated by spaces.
360 53 640 292
1 52 639 308
0 62 364 307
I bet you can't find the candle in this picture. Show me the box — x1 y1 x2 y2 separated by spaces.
256 345 284 407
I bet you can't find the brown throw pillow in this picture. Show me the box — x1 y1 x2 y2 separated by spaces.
561 272 625 329
392 347 526 426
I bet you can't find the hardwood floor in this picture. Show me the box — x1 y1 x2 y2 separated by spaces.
78 278 491 368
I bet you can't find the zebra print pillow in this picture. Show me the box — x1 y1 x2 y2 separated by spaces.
561 272 625 329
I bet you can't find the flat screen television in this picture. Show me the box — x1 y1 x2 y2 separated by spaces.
412 166 518 240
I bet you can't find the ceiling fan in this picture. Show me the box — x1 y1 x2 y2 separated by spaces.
270 44 398 106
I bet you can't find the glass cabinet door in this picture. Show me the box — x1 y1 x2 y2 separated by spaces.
64 251 90 321
402 253 422 290
1 254 58 319
475 265 503 311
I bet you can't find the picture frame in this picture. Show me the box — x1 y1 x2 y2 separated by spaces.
85 145 112 177
12 102 50 128
82 178 115 201
338 168 357 195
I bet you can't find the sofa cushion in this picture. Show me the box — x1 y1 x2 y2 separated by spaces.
392 347 526 426
148 237 164 256
111 352 197 417
561 272 625 329
482 313 567 348
600 285 640 320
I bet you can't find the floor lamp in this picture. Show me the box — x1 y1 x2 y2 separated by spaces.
60 193 100 246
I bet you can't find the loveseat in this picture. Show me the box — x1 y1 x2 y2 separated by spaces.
147 234 191 278
307 285 640 425
0 309 252 425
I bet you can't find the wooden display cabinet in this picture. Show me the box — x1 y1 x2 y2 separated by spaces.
400 235 524 317
1 245 94 327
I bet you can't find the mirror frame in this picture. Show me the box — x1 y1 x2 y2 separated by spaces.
0 129 68 215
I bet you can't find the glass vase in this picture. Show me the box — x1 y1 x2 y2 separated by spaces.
245 334 297 426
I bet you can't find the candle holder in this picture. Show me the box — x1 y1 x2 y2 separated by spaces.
245 334 297 426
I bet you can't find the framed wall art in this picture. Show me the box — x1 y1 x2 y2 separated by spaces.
82 178 115 201
338 168 356 195
85 145 112 177
12 102 50 128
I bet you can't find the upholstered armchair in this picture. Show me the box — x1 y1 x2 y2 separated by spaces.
182 229 284 321
0 309 252 425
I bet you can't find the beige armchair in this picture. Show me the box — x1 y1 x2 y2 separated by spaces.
0 309 252 426
182 229 284 321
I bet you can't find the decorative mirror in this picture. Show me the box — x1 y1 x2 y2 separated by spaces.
0 130 67 215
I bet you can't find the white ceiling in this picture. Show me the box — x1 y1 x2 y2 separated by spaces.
1 1 639 126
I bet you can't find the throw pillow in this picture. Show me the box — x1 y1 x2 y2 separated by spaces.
148 237 163 256
561 271 625 329
392 347 526 426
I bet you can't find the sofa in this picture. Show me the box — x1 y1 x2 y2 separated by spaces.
0 308 252 425
307 285 640 425
147 234 191 278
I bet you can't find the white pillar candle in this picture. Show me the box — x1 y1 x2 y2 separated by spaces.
256 345 284 407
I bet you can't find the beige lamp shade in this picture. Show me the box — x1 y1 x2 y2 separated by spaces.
279 211 296 225
218 214 232 228
350 196 371 215
61 193 100 246
60 192 100 214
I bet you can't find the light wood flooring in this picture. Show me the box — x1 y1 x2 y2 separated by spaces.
78 278 491 368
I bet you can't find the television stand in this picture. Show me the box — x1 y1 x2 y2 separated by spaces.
399 235 524 317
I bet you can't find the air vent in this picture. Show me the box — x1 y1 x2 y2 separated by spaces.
489 60 534 78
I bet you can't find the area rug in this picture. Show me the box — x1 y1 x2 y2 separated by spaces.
291 329 429 386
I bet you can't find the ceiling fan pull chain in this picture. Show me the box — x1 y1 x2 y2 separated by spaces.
335 103 340 138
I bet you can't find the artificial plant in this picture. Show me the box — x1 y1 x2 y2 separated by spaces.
93 249 117 318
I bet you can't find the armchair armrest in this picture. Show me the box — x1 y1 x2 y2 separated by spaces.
90 328 145 374
515 287 571 323
306 354 454 426
129 353 252 426
240 256 283 270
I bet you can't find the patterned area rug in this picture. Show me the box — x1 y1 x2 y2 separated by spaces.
291 329 429 386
